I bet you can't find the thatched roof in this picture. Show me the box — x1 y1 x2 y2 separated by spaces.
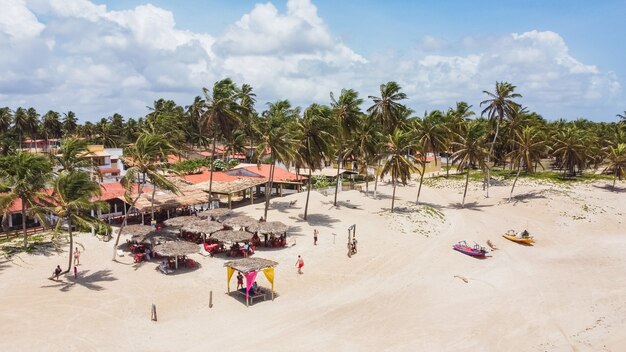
247 221 288 234
196 208 231 220
142 228 180 243
126 183 213 212
223 215 258 229
224 257 278 273
196 178 266 195
122 224 153 238
163 216 198 228
153 241 198 257
181 219 224 234
210 230 253 243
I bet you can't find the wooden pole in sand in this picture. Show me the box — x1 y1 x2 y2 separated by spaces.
151 304 157 321
209 290 213 308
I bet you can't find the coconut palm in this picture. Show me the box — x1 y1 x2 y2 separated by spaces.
343 114 382 195
444 102 475 177
201 79 242 203
42 111 63 141
451 121 489 207
50 171 108 272
480 82 522 197
367 81 409 134
0 152 53 248
380 128 418 212
254 101 299 220
507 127 549 201
111 132 180 260
0 107 12 133
330 88 363 206
296 104 335 220
603 143 626 190
616 111 626 123
13 108 30 148
55 137 90 172
62 111 78 137
417 110 449 167
552 127 589 176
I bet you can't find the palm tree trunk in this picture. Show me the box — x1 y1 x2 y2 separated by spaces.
150 185 157 225
304 168 313 220
462 170 470 208
21 197 27 249
391 181 397 213
112 182 144 261
333 155 341 206
509 165 522 202
374 160 381 199
614 168 618 191
207 130 217 207
263 161 275 220
485 121 501 198
65 217 73 273
416 161 426 204
365 165 369 196
446 157 450 178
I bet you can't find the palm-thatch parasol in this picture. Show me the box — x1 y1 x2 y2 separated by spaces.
197 208 232 220
181 219 224 234
163 216 198 228
123 224 154 240
211 230 253 243
143 227 180 243
153 240 198 257
223 215 258 229
247 221 288 234
224 257 278 273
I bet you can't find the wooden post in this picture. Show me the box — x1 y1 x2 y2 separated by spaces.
151 304 157 321
279 184 283 197
228 194 232 209
250 187 254 205
141 212 145 225
209 290 213 308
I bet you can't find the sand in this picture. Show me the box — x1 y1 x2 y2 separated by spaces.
0 176 624 351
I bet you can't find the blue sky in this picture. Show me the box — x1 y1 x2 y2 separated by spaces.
1 0 624 122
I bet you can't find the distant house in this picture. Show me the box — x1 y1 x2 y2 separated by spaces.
22 138 62 154
84 145 121 181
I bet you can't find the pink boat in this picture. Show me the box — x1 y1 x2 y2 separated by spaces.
453 241 488 257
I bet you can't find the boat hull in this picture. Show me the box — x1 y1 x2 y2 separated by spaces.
453 244 487 257
502 234 535 244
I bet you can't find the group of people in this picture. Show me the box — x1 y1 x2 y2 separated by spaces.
236 272 263 295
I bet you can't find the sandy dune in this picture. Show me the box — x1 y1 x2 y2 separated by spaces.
1 177 624 351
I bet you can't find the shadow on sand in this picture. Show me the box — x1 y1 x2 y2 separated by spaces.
225 287 280 307
41 269 117 292
447 201 493 211
593 184 626 193
290 213 340 226
510 190 547 205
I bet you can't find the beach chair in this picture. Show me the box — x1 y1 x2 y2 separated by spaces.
199 244 211 257
157 263 172 275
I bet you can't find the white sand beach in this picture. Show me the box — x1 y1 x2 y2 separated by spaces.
1 178 625 351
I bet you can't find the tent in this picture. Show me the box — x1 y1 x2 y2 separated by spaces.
224 257 278 306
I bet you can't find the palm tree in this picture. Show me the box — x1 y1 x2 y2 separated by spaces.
55 137 90 172
480 82 522 197
201 79 242 204
238 84 258 161
552 127 589 176
451 121 489 207
42 111 63 141
444 102 475 177
50 171 108 273
254 101 298 220
0 152 53 248
367 81 409 134
13 107 29 148
330 88 363 206
111 132 180 260
380 128 418 212
617 111 626 123
62 111 78 137
507 127 549 201
603 143 626 190
0 107 12 133
343 114 381 196
417 110 449 167
296 104 335 220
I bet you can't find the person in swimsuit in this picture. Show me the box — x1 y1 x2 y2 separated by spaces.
295 255 304 274
313 229 318 245
236 272 244 290
73 248 81 266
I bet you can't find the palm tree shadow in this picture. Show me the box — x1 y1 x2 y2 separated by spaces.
448 201 492 211
40 269 117 291
510 190 547 205
320 200 362 210
290 214 340 226
593 184 626 193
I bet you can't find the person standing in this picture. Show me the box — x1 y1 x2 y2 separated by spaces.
73 266 78 279
313 229 318 245
295 255 304 274
236 272 244 290
52 265 62 281
73 247 81 266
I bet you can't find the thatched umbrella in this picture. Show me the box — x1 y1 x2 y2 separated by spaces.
143 228 180 243
223 215 257 229
247 221 288 234
211 230 253 244
153 240 199 270
197 208 232 220
163 216 198 228
181 220 224 235
122 224 153 240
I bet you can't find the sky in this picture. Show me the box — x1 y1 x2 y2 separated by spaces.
1 0 624 123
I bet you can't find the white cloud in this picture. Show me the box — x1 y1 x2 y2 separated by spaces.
0 0 621 121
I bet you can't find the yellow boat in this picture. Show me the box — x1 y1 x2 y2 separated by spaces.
503 230 535 245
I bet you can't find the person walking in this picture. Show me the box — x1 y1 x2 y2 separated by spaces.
73 247 81 266
295 255 304 274
313 229 318 245
52 265 62 281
